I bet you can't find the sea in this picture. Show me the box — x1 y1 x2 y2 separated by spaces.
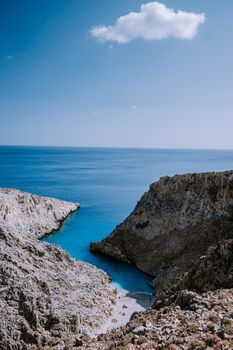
1 146 233 293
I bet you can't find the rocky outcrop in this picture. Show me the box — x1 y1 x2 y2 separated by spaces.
87 171 233 349
177 239 233 293
153 239 233 307
0 189 116 350
87 288 233 349
0 188 79 239
91 171 233 291
82 237 233 349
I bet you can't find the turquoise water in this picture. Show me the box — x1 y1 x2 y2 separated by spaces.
1 146 233 293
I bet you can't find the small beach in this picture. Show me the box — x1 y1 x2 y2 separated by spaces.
101 285 157 333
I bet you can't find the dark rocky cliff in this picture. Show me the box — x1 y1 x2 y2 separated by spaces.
91 171 233 291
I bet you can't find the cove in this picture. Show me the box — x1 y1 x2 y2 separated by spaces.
42 209 153 293
1 146 233 293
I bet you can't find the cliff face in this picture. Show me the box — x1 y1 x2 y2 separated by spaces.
87 174 233 350
176 239 233 293
91 171 233 290
152 238 233 307
0 188 79 239
0 189 116 350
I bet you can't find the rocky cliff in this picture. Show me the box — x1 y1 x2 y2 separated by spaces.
176 238 233 293
0 189 116 350
0 188 79 239
87 171 233 349
87 287 233 349
91 171 233 291
153 238 233 307
87 228 233 349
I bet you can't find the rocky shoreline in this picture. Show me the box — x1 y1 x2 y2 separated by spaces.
0 188 79 239
1 170 233 349
85 241 233 349
0 189 117 349
91 171 233 294
89 171 233 349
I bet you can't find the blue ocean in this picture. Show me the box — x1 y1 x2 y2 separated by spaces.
1 146 233 293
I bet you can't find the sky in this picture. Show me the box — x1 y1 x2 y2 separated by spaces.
0 0 233 149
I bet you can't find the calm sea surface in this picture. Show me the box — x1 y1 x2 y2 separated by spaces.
1 146 233 292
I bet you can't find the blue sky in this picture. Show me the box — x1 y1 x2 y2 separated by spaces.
0 1 233 149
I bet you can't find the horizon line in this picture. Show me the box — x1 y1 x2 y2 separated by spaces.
1 144 233 152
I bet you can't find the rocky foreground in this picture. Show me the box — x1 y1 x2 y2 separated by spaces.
0 189 116 350
86 287 233 349
81 238 233 349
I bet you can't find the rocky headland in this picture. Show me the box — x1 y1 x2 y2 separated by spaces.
88 171 233 349
0 189 116 350
0 188 79 239
91 171 233 292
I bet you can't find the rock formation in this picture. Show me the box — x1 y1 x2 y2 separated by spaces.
91 171 233 291
0 188 79 239
176 238 233 293
87 288 233 349
153 238 233 307
85 237 233 349
86 171 233 349
0 189 116 350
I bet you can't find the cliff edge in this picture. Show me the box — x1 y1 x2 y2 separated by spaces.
91 171 233 291
87 172 233 350
0 189 116 350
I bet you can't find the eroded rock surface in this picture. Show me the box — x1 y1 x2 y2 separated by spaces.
86 288 233 350
91 171 233 291
87 172 233 350
0 188 79 239
153 238 233 307
0 189 116 350
177 238 233 293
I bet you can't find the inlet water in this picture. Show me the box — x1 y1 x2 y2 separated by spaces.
1 146 233 293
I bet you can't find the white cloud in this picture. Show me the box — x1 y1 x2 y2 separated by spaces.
91 1 205 44
131 106 138 110
6 55 13 60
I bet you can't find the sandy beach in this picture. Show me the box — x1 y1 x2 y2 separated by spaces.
100 284 156 334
